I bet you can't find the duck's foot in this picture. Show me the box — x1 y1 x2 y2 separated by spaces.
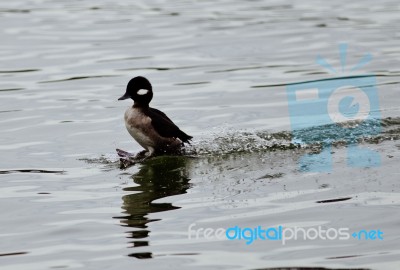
119 157 135 169
134 150 148 159
116 149 135 169
116 149 153 169
116 148 134 158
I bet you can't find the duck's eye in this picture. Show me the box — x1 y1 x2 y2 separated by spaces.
137 89 149 95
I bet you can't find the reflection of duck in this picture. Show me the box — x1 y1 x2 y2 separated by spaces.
115 156 192 259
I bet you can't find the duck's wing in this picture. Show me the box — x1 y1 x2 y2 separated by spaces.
148 108 174 124
146 107 193 143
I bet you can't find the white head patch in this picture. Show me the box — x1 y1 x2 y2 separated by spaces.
137 89 149 95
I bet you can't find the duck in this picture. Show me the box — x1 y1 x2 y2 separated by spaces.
117 76 192 162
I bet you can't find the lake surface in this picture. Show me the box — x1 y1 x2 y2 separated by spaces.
1 0 400 269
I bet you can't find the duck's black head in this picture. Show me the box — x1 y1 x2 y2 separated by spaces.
118 76 153 106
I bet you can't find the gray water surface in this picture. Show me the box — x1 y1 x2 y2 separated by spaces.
1 0 400 269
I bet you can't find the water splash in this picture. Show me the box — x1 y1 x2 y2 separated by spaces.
187 117 400 156
83 117 400 165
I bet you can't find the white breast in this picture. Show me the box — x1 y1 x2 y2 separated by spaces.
124 107 154 151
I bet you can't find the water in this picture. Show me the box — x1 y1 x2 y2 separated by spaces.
1 0 400 269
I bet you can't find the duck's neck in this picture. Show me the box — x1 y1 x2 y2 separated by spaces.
133 102 149 109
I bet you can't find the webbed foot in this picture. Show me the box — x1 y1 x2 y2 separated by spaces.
116 149 155 169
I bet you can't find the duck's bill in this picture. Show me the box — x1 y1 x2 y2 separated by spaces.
118 93 130 100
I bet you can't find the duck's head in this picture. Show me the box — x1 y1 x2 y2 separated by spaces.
118 76 153 105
